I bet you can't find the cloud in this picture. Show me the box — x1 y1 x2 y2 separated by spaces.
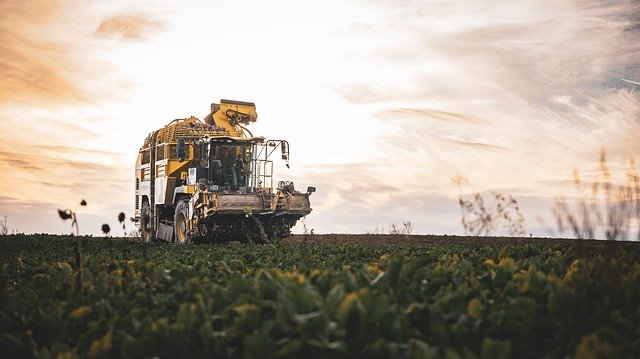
0 195 57 212
0 1 169 105
0 157 44 173
298 172 461 234
339 0 640 105
0 1 171 235
335 0 640 183
0 1 83 104
302 0 640 236
438 136 506 151
334 84 400 104
376 108 486 124
0 144 129 213
94 14 165 41
45 119 103 140
35 144 125 157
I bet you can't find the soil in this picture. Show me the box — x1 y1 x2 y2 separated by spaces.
281 233 640 246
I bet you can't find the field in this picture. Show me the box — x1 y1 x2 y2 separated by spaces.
1 234 640 358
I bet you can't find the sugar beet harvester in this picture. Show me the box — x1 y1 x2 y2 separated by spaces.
134 99 315 243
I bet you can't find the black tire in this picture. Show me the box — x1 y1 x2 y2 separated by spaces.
174 199 191 244
140 203 153 243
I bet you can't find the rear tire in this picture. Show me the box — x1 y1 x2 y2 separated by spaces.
141 203 152 243
174 199 191 244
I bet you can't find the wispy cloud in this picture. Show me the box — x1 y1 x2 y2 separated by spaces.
0 1 169 105
438 136 507 151
94 13 165 41
0 1 172 234
0 195 58 213
334 0 640 189
376 108 486 124
342 0 640 105
293 163 459 233
0 1 83 104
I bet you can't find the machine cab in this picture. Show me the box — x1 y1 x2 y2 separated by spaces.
180 139 255 192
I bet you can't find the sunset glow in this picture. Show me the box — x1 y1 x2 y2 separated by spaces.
1 0 638 236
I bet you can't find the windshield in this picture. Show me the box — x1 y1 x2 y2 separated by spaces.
209 143 252 190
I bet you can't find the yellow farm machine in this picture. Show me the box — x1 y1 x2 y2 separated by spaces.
133 99 314 243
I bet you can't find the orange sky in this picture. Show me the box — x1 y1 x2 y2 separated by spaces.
1 0 639 236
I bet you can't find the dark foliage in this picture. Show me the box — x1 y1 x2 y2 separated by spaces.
1 235 638 358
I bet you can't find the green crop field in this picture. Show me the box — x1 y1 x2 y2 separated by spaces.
1 235 639 358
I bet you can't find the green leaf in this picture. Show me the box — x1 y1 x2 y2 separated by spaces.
277 339 303 357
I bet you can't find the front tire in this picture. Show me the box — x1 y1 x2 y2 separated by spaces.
174 199 191 244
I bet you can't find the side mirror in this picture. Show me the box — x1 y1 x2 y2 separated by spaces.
177 138 186 162
306 186 316 194
281 141 290 168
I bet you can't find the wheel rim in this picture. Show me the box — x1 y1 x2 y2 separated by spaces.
177 213 187 243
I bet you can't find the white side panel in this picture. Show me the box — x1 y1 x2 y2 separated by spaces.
139 181 150 196
138 178 167 205
155 177 168 205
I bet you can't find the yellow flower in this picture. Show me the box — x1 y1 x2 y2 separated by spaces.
467 298 484 319
87 331 113 357
564 259 580 281
69 306 91 320
233 303 259 314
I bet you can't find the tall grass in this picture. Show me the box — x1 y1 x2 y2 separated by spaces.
365 220 413 235
0 215 10 273
389 220 413 235
0 215 7 235
458 192 525 236
454 176 526 236
553 151 640 240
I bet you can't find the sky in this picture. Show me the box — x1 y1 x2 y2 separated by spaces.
0 0 639 237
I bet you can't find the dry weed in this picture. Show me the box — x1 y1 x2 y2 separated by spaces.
553 151 639 240
454 176 525 236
